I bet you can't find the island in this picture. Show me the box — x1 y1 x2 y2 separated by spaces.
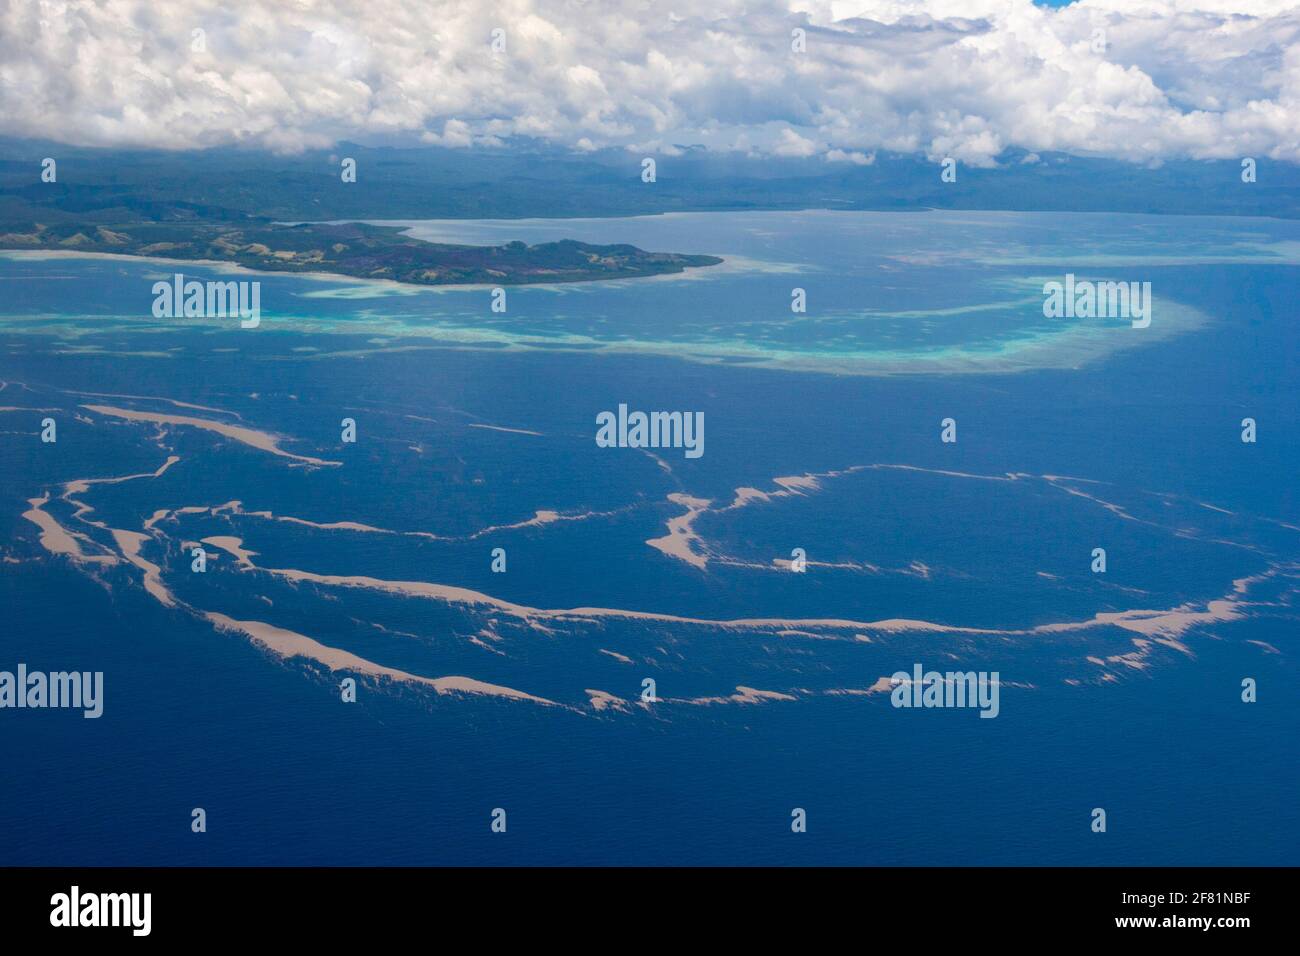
0 219 722 285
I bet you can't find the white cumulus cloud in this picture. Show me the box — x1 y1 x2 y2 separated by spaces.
1 0 1297 164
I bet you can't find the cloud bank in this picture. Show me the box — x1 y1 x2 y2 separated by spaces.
2 0 1298 164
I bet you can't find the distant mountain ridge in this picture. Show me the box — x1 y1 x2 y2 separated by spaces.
2 139 1297 223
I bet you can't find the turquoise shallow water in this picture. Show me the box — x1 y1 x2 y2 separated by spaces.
0 210 1296 864
11 209 1298 373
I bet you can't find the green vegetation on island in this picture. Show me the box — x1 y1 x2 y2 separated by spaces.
0 218 722 285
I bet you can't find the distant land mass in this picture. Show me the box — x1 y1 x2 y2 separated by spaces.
3 137 1298 223
1 137 1295 284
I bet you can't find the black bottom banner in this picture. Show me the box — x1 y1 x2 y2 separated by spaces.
0 866 1288 940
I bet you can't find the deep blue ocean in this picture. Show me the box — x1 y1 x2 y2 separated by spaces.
1 211 1296 864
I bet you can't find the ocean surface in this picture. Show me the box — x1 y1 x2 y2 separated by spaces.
1 210 1296 865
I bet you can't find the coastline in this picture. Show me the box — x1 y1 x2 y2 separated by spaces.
0 246 729 293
